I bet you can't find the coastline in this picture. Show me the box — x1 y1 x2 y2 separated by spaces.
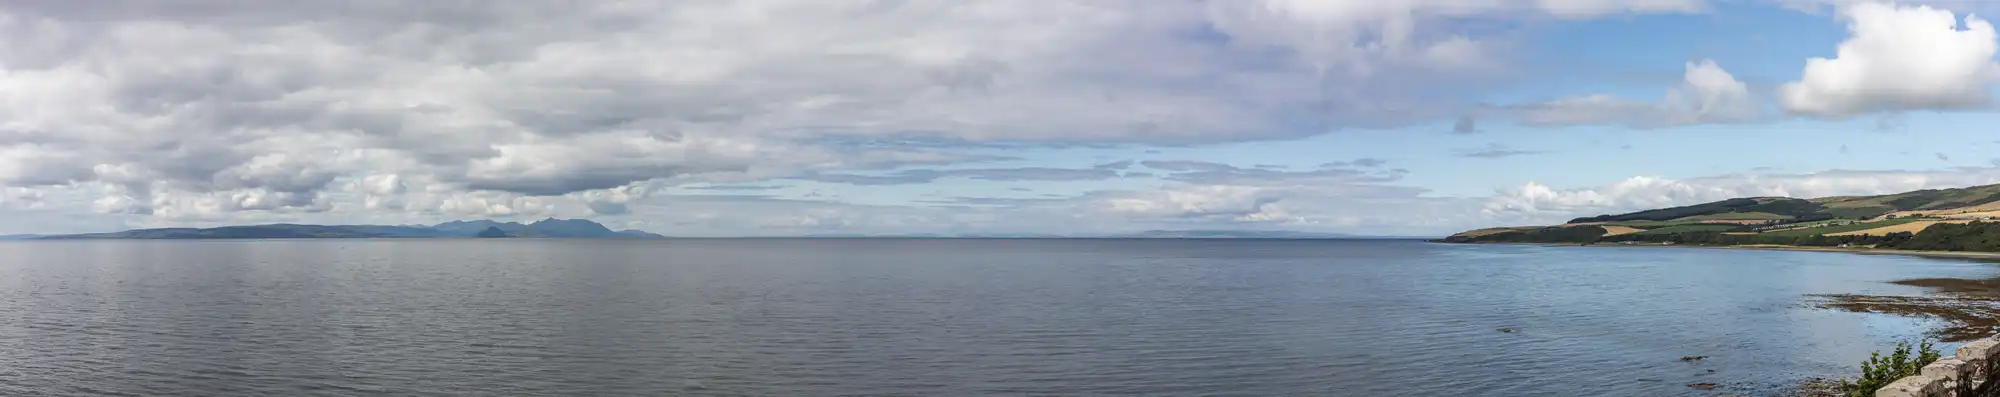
1453 241 2000 261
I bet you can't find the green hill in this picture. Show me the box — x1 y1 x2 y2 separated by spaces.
1567 197 1829 223
1444 183 2000 251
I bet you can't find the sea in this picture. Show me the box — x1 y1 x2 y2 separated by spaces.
0 238 1990 396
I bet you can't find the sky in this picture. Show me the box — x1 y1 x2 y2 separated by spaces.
8 0 2000 237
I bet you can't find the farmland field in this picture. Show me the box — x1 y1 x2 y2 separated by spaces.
1632 224 1741 235
1760 218 1922 237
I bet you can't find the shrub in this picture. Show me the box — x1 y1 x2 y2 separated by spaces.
1840 341 1942 396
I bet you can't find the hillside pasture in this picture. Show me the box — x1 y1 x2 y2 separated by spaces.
1671 212 1791 221
1600 226 1644 236
1827 220 1977 236
1762 218 1922 237
1600 220 1714 228
1827 221 1941 236
1631 224 1741 235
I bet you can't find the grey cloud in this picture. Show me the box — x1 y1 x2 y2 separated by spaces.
687 185 786 191
463 168 684 196
1456 144 1548 159
1139 160 1238 172
1939 153 1953 161
1321 158 1389 168
1876 114 1908 132
586 202 629 215
1453 116 1478 134
1132 159 1408 185
798 167 1122 186
1093 160 1135 170
916 197 1071 206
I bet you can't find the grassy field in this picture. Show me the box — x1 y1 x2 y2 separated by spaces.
1673 212 1791 221
1632 224 1741 235
1761 218 1923 237
1602 220 1715 228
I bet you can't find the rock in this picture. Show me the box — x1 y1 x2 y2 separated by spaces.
1687 383 1718 390
1874 375 1946 396
1496 328 1516 333
1681 355 1708 361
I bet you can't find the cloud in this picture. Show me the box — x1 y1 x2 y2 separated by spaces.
1779 2 2000 116
1456 144 1549 159
0 0 1709 227
0 0 1751 236
1079 178 1473 234
1329 158 1390 168
799 167 1123 186
1140 160 1239 172
1939 152 1954 161
1453 115 1479 133
687 185 786 191
1506 60 1760 127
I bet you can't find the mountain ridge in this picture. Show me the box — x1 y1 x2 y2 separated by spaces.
1443 183 2000 251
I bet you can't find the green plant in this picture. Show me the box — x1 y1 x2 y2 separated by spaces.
1840 340 1943 396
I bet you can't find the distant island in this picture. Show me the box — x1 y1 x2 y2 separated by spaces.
1441 183 2000 252
33 218 665 240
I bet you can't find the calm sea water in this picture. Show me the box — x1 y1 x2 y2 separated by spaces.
0 239 1991 396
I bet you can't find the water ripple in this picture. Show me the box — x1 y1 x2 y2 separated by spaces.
0 239 1985 395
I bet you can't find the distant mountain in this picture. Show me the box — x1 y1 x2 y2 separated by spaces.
432 220 531 235
1114 230 1357 239
514 218 620 238
475 226 511 238
37 219 664 240
0 234 43 240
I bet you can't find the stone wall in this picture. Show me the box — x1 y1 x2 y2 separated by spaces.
1876 339 2000 397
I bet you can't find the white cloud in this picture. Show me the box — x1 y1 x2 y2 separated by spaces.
2 186 44 209
1779 2 2000 116
1511 59 1760 126
1537 0 1706 17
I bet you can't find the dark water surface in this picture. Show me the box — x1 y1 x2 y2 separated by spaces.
0 239 1992 396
